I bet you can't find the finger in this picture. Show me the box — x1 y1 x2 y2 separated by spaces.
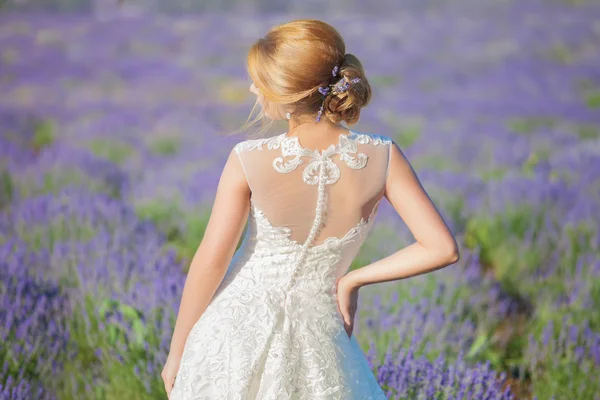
166 379 173 398
345 323 353 338
341 310 351 325
345 319 352 332
342 311 354 337
336 302 347 321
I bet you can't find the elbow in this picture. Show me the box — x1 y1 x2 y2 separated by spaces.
445 243 460 265
438 239 459 265
424 238 460 266
447 248 460 264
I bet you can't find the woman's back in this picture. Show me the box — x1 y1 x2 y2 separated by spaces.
234 129 391 249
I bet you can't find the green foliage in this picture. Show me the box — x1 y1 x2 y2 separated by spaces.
546 43 574 64
1 320 53 386
89 139 134 165
540 223 600 329
6 213 97 252
466 331 503 370
3 0 92 12
54 295 171 400
135 198 249 269
560 0 594 4
461 206 541 367
521 150 550 177
528 320 600 400
359 271 489 367
575 124 600 140
31 119 55 151
479 168 507 181
14 169 121 199
584 89 600 109
464 204 544 270
41 170 90 194
97 299 149 351
135 198 185 236
378 111 422 148
149 137 180 156
218 81 252 104
0 276 69 395
393 120 421 149
135 199 214 267
369 74 400 87
0 169 13 209
463 202 600 394
577 77 600 110
507 117 557 134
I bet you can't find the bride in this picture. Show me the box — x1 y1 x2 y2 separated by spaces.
162 18 459 399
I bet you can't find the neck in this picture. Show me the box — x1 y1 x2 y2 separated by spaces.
287 116 345 136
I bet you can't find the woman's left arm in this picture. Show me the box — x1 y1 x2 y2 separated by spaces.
167 146 250 359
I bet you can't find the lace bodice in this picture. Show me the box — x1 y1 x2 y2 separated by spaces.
233 129 392 290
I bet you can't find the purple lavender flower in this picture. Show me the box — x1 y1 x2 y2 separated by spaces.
318 86 330 96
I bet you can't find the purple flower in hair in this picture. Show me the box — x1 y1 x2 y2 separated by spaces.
315 69 360 122
318 86 331 96
332 77 361 94
316 105 324 122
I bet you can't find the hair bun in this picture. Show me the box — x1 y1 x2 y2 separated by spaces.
323 53 371 125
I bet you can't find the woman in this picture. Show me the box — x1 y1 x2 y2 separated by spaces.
163 19 459 399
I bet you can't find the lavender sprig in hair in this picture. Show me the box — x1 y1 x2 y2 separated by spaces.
316 65 361 122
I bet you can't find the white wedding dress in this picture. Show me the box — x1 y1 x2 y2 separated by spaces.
170 129 391 400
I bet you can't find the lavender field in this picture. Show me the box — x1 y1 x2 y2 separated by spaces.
1 0 600 399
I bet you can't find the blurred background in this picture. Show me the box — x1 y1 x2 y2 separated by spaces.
1 0 599 399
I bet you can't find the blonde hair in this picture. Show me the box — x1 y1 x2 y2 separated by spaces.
237 19 371 136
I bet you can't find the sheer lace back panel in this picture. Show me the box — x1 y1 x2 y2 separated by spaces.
234 130 392 251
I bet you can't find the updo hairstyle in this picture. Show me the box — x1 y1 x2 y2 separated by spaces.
242 19 371 133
